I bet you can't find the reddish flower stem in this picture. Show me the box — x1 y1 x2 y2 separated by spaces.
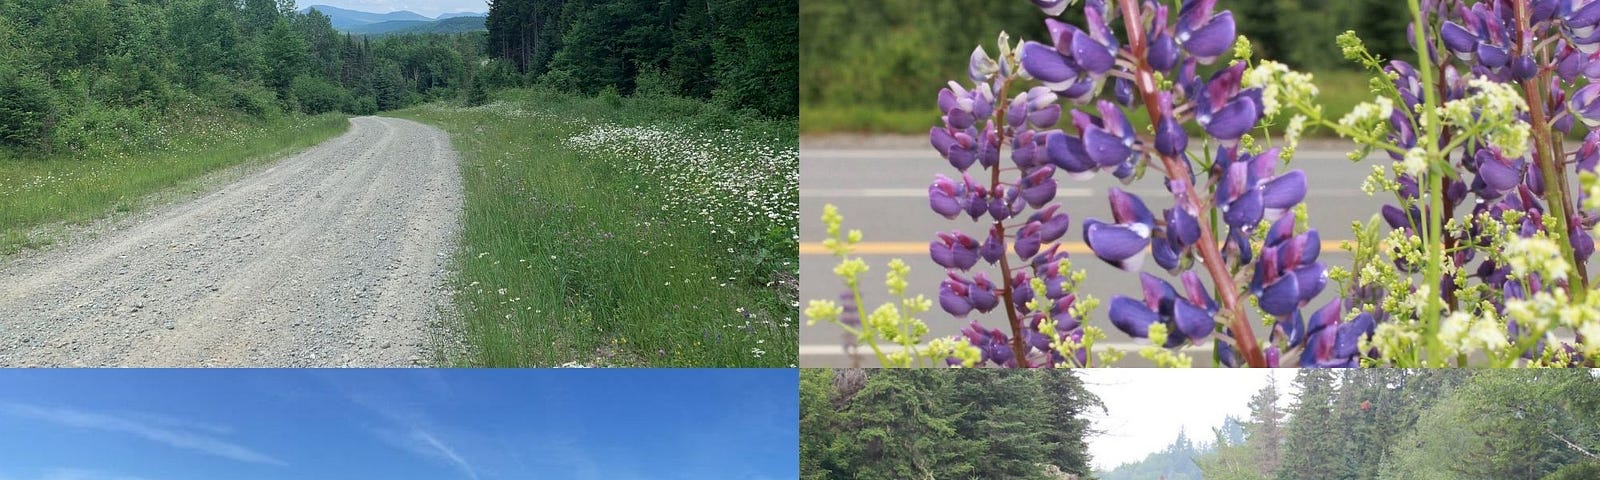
990 79 1034 368
1117 0 1267 367
1513 0 1589 299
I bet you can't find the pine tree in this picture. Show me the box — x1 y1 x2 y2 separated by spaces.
1280 370 1340 480
1246 373 1286 478
1039 370 1103 476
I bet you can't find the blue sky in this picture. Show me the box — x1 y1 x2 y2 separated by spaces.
301 1 488 17
0 369 797 480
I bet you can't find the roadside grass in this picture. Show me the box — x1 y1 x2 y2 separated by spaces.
391 88 798 367
801 69 1374 136
0 112 349 256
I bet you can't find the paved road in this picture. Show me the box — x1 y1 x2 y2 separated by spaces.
800 135 1389 367
0 117 461 367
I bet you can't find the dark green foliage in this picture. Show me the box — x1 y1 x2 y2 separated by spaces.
1543 461 1600 480
801 369 1102 480
707 0 798 119
800 0 1412 120
0 0 490 155
1383 371 1600 480
486 0 797 117
0 68 55 149
1039 370 1100 477
464 74 489 106
262 18 311 95
1190 370 1591 480
598 85 622 108
1279 370 1342 480
288 75 349 113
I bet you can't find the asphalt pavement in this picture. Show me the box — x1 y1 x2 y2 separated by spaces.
799 135 1390 367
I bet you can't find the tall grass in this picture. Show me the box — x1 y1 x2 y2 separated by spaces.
392 89 798 367
0 112 349 255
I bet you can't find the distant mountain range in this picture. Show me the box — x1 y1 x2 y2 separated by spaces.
301 5 486 35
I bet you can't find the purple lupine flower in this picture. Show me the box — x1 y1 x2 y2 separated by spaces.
1018 2 1118 102
1146 2 1181 72
938 81 995 130
1084 188 1156 271
1299 298 1374 368
1030 0 1071 17
940 272 1001 317
1107 272 1216 347
1153 91 1188 157
1250 215 1326 317
960 321 1015 366
1471 148 1522 197
1192 63 1262 142
1572 83 1600 126
1077 101 1140 168
930 231 981 270
1007 87 1063 129
1174 0 1235 63
1019 165 1058 207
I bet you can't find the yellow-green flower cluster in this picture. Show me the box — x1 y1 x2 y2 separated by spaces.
1243 60 1320 119
805 204 981 368
1439 77 1531 158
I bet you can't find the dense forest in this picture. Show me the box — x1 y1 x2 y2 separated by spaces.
800 369 1103 480
1101 371 1600 480
0 0 802 156
800 0 1411 111
0 0 483 154
485 0 798 117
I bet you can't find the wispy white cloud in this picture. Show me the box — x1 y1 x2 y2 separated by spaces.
399 428 480 480
0 403 285 466
38 469 159 480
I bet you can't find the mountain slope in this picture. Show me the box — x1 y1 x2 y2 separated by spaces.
302 5 485 35
436 11 486 19
397 16 487 34
301 5 431 28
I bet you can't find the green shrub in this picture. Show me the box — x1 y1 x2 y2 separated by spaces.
465 75 489 106
348 96 378 115
1542 462 1600 480
598 85 623 107
632 66 679 98
288 75 350 115
538 69 580 93
0 67 54 149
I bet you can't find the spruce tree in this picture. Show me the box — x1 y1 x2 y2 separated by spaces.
1280 370 1340 480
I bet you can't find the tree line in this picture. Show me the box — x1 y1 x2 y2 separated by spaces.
1201 370 1599 480
800 0 1413 111
0 0 484 153
800 369 1102 480
484 0 798 117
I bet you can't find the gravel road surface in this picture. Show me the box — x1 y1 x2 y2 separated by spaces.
0 116 462 367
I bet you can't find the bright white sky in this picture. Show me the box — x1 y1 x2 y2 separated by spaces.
1077 370 1298 471
301 0 488 17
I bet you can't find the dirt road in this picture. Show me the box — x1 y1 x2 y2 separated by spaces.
0 116 462 367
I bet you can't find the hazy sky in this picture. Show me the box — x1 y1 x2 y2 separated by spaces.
0 369 797 480
301 0 489 17
1078 370 1298 471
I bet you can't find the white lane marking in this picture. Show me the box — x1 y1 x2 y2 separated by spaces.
798 188 1371 198
800 188 1094 198
798 343 1213 355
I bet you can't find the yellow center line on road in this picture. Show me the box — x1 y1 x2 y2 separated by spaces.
799 240 1353 255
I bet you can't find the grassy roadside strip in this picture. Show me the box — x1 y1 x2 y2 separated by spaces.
392 89 798 367
803 70 1371 135
0 113 350 255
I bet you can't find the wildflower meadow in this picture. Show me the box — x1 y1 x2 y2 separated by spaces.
397 88 797 367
